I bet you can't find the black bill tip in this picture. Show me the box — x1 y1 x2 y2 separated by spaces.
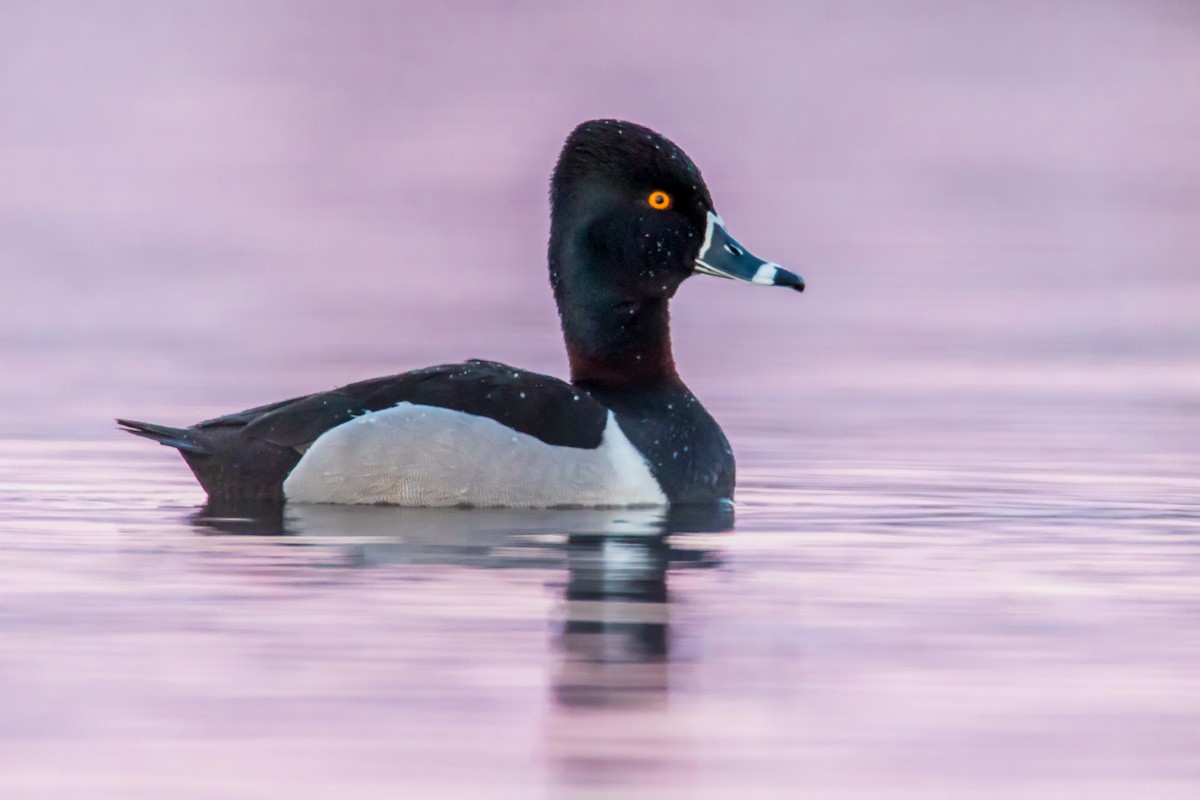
771 266 805 292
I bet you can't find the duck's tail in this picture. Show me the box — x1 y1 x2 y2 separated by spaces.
116 419 209 455
116 417 298 503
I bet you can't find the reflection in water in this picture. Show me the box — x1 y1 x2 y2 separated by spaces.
192 499 290 536
556 533 672 707
555 504 731 709
191 500 732 708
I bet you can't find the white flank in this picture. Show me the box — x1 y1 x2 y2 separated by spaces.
283 403 667 508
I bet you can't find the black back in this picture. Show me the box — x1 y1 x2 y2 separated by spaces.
211 360 607 450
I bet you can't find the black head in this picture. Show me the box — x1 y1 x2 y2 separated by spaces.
548 119 803 308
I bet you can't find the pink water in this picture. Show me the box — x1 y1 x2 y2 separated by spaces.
2 3 1199 798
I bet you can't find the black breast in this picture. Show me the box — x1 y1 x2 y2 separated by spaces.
585 383 734 504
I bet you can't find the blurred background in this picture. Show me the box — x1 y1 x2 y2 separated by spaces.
2 0 1196 444
1 2 1198 798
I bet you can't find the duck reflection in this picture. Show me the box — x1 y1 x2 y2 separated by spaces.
554 505 729 708
555 532 671 707
190 500 731 707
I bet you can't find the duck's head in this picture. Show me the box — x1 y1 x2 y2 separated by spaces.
549 119 804 308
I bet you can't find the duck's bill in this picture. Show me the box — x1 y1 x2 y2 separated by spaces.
694 212 804 292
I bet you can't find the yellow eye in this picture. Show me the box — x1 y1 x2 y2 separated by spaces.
648 190 671 210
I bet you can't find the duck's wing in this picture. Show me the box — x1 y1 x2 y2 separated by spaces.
231 359 606 449
118 360 609 502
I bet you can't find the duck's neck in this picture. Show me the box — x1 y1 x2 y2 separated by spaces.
549 196 682 389
558 290 681 388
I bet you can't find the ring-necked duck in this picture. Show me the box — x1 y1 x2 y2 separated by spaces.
119 119 804 506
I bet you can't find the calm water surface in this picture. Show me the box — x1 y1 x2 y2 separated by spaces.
2 3 1199 798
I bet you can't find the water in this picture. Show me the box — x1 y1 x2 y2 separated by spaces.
2 3 1199 797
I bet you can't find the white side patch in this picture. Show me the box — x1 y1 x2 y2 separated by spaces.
283 403 667 508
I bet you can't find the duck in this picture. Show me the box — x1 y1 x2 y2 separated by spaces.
118 119 804 507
